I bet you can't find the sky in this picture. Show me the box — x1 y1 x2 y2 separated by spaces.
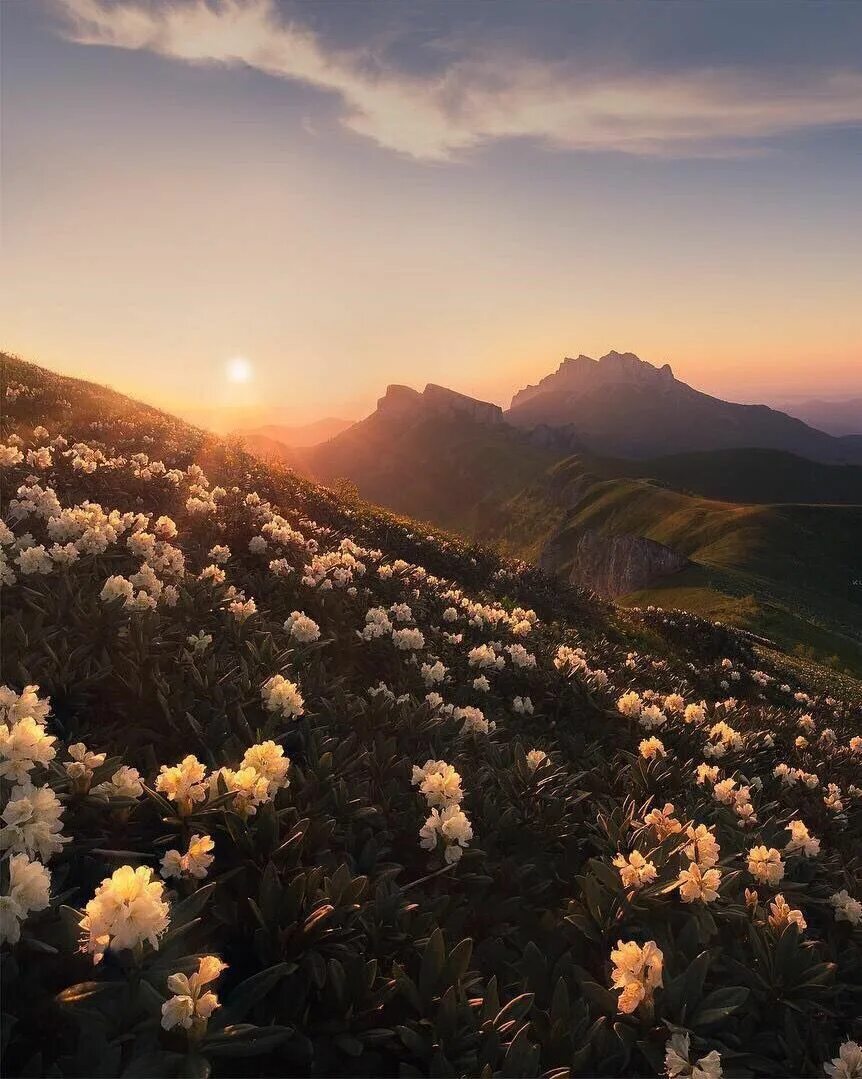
1 0 861 429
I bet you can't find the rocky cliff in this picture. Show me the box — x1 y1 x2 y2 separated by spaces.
376 383 504 425
540 528 689 597
510 351 675 411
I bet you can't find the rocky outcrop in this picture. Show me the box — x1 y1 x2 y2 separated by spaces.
422 384 504 424
377 384 423 417
510 351 675 411
522 423 584 453
540 528 689 597
375 383 504 425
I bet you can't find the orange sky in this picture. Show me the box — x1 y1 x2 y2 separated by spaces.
1 0 860 428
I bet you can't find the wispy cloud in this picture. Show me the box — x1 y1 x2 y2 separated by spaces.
53 0 862 161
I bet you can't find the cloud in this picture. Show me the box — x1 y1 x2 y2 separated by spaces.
53 0 862 160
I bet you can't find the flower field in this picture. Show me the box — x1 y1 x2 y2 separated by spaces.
1 354 861 1079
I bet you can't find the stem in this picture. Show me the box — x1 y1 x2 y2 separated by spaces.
399 862 457 892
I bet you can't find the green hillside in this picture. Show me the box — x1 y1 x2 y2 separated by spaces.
310 410 560 535
573 448 862 505
479 458 862 674
2 354 862 1079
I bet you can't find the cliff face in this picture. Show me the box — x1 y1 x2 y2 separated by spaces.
376 383 503 425
540 528 689 597
510 351 675 411
422 384 504 424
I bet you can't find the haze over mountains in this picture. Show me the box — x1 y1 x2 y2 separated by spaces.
277 350 862 673
234 417 353 459
505 351 861 462
773 396 862 438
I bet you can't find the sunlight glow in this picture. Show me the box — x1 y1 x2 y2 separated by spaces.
226 356 253 383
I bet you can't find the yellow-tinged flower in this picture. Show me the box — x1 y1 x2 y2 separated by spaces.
768 894 806 934
643 803 682 840
747 846 784 887
161 955 226 1032
684 824 720 869
240 741 290 795
411 759 463 808
678 862 722 903
610 939 663 1014
666 1031 723 1078
613 850 658 891
80 865 170 963
155 755 208 815
823 1040 862 1079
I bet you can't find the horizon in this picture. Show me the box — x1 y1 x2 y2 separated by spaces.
1 0 861 426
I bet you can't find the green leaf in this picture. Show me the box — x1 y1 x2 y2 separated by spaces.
221 962 292 1023
493 993 535 1029
204 1024 294 1057
692 986 749 1027
419 928 446 1003
55 982 121 1006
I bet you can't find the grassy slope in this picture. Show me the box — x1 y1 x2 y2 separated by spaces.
467 457 862 675
241 394 862 675
309 412 559 537
572 448 862 505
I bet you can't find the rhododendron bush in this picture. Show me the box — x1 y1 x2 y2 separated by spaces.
1 355 861 1078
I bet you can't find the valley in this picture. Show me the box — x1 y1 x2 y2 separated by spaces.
250 354 862 675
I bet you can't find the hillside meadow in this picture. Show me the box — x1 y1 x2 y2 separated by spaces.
1 355 861 1079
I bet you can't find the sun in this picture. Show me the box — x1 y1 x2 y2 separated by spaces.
226 356 253 383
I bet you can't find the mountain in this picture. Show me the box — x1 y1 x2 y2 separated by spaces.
234 416 353 449
507 351 862 463
4 352 862 1079
571 448 862 505
299 378 862 671
306 383 557 533
773 395 862 437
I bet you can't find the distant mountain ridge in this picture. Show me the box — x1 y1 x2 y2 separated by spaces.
505 350 861 463
235 416 352 449
773 396 862 438
287 351 862 670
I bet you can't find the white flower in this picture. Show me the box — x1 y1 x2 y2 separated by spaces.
455 705 492 735
610 939 663 1014
785 820 820 858
284 611 320 643
0 717 57 781
240 740 291 795
419 804 473 863
261 675 304 720
829 890 862 926
747 846 785 887
824 1040 862 1079
161 955 226 1031
617 691 642 718
0 781 68 861
160 834 215 880
526 749 547 772
155 755 208 814
15 545 53 575
0 853 51 945
411 760 463 808
80 865 170 963
665 1031 723 1078
392 627 425 651
678 862 722 904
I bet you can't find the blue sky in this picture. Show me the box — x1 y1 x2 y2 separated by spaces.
2 0 861 425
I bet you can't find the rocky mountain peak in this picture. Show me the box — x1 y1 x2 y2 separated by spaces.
510 350 676 411
377 384 423 416
375 382 503 426
422 384 504 424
